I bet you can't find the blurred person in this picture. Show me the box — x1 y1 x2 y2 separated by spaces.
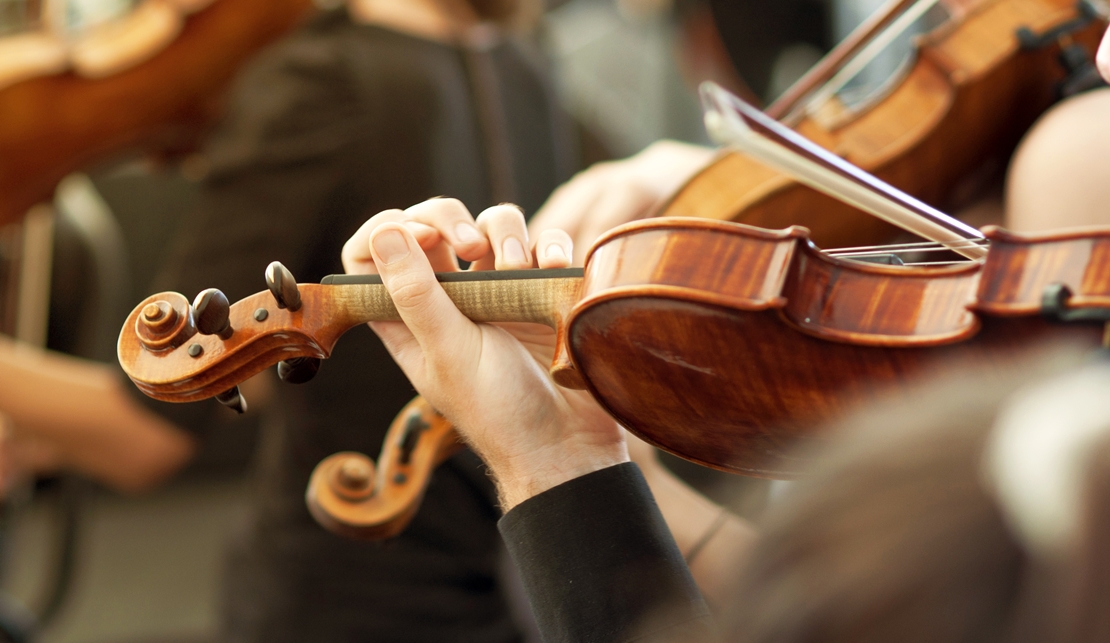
720 347 1110 643
343 196 1110 642
992 7 1110 234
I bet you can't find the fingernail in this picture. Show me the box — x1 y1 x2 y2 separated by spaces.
372 229 410 265
545 244 567 260
502 237 527 265
455 223 482 243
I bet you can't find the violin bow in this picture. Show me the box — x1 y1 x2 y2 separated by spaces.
700 82 988 261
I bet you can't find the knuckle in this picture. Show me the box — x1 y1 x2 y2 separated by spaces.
477 204 526 230
387 276 440 312
370 208 406 224
407 198 470 225
434 198 469 219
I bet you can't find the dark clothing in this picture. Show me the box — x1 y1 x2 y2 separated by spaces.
674 0 830 101
499 463 714 643
132 10 574 642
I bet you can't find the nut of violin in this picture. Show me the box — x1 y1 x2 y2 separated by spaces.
192 288 233 339
329 454 376 501
135 292 196 351
266 261 302 311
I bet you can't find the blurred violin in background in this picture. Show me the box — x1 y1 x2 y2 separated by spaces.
666 0 1108 248
0 0 315 227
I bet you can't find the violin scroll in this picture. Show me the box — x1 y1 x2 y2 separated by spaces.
306 397 462 540
134 292 196 351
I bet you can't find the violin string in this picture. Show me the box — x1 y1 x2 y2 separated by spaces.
827 239 989 255
831 238 991 266
899 260 972 266
831 244 987 257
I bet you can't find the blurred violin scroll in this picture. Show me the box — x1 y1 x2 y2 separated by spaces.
306 396 462 540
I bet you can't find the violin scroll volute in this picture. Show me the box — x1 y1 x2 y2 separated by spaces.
134 292 196 351
306 397 463 540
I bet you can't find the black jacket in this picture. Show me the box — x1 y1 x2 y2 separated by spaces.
500 463 717 643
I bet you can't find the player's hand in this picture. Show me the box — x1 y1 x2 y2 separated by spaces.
342 199 627 510
527 140 715 264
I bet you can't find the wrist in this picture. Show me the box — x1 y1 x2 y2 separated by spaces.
492 439 630 511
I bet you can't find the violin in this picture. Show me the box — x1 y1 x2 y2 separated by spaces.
116 216 1110 474
0 0 314 225
667 0 1108 248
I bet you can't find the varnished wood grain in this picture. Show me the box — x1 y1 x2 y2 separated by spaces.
975 226 1110 313
565 220 1107 476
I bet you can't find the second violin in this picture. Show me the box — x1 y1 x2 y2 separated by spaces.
665 0 1108 248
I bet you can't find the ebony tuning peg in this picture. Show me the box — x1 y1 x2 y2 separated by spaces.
277 356 321 384
192 288 233 339
266 261 301 311
216 386 248 414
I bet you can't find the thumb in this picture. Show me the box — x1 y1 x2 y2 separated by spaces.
368 223 479 360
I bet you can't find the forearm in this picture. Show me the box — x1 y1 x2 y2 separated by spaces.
0 337 194 492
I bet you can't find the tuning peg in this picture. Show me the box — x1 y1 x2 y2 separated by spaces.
215 386 248 414
192 288 233 339
266 261 301 311
277 356 321 384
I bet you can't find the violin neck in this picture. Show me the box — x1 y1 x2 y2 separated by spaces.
320 268 584 328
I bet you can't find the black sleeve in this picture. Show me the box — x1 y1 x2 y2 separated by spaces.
498 463 717 643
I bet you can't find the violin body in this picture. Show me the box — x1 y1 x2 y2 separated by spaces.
0 0 314 225
118 218 1110 478
663 0 1106 248
568 218 1107 476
